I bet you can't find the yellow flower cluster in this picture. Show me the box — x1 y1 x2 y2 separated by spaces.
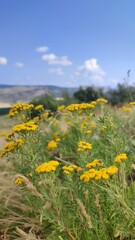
128 101 135 107
114 153 127 163
86 159 103 168
0 139 24 157
77 141 92 152
47 140 57 150
35 160 60 173
35 105 44 110
32 116 40 122
121 107 132 113
80 166 118 182
66 103 95 111
62 165 82 174
16 139 25 146
85 130 91 134
53 132 61 142
5 132 14 141
41 111 49 119
9 103 34 117
57 105 65 111
96 98 108 103
15 177 24 185
13 121 38 132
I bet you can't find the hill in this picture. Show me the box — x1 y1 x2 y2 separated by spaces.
0 85 78 104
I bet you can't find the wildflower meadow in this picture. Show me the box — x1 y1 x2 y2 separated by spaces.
0 100 135 239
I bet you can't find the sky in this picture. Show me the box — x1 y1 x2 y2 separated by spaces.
0 0 135 88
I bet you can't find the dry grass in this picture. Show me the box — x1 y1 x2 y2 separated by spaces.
0 115 43 239
0 157 43 239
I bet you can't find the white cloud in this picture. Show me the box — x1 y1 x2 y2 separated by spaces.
79 58 105 76
42 53 72 66
77 58 106 85
36 46 49 53
49 67 64 76
15 62 24 68
0 57 7 65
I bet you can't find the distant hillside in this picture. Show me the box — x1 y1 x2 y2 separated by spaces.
0 85 78 104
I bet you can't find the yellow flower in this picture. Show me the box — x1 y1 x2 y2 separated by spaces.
66 103 95 112
57 105 65 111
107 166 118 175
33 116 40 122
13 121 38 132
0 138 25 157
96 98 108 103
86 159 103 168
35 105 44 110
77 141 92 152
128 102 135 107
62 165 82 174
76 167 83 172
121 107 132 113
90 101 97 106
35 160 59 173
64 170 71 174
95 173 102 180
5 132 14 141
26 173 32 177
102 173 109 180
114 153 127 163
85 130 91 134
80 169 96 182
16 139 25 146
15 177 24 185
53 132 61 142
47 140 57 151
41 111 49 119
8 103 34 118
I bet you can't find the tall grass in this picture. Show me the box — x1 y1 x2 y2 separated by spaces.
0 101 135 239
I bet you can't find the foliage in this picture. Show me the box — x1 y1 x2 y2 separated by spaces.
74 83 135 105
30 93 59 112
0 100 135 239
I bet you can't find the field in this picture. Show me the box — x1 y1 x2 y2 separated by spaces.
0 100 135 240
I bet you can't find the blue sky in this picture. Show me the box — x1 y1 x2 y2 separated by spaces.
0 0 135 87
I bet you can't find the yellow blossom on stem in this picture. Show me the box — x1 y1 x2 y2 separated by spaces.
35 160 59 173
86 159 103 168
35 105 44 110
107 166 118 175
85 130 92 134
77 141 92 152
96 98 108 104
121 106 132 113
80 169 96 182
8 103 34 118
47 140 57 151
15 177 24 185
5 132 14 141
114 153 127 163
128 102 135 107
13 121 38 132
57 105 65 111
